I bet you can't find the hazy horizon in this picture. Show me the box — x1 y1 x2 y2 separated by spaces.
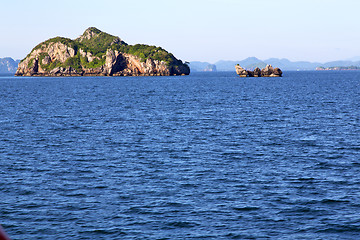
186 56 360 65
1 0 359 63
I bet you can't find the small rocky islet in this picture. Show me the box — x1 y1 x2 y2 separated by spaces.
235 64 282 77
15 27 190 77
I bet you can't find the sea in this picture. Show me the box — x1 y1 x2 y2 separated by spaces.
0 71 359 239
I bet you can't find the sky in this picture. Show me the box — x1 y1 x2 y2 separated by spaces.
1 0 360 63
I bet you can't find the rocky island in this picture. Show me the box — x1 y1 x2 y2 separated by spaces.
235 64 282 77
16 27 190 77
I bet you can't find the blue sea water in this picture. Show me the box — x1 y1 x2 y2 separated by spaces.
0 71 359 239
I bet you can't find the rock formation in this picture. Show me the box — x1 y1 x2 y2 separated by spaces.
235 65 248 77
253 67 261 77
235 64 282 77
16 27 190 77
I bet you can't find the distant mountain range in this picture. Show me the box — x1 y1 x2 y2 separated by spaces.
0 57 20 73
190 57 360 71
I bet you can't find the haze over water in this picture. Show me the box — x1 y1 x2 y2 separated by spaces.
1 71 359 239
2 0 360 62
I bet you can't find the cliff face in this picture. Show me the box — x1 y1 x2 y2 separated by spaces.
16 42 77 76
16 27 190 77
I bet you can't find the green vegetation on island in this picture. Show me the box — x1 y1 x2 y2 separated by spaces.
24 27 183 68
17 27 189 76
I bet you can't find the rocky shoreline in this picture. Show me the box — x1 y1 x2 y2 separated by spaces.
235 64 282 77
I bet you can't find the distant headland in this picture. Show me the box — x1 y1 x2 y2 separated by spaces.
0 58 20 73
235 64 282 77
15 27 190 77
316 66 360 71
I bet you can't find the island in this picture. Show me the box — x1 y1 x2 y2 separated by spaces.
15 27 190 77
316 66 360 71
204 64 217 72
235 64 282 77
0 57 20 73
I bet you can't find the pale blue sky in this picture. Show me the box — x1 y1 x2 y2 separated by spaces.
1 0 359 63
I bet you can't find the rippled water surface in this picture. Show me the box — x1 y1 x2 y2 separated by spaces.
1 71 360 239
